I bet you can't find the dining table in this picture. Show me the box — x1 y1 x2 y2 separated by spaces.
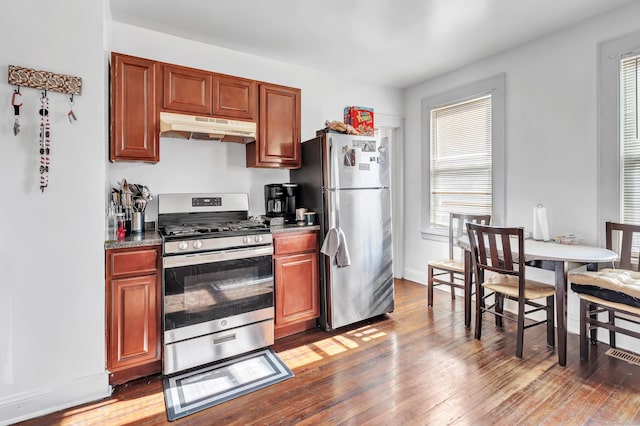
457 235 617 366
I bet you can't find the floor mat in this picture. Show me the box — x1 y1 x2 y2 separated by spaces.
163 348 294 421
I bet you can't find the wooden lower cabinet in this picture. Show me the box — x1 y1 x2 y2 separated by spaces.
273 231 319 339
106 246 161 385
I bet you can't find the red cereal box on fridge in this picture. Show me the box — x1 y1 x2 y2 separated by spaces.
344 106 374 136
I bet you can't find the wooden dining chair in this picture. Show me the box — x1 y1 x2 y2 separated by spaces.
466 223 556 358
569 222 640 360
427 213 491 309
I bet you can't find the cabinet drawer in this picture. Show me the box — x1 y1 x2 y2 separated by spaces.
274 232 317 256
109 247 160 277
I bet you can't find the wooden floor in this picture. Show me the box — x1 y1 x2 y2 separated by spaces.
18 279 640 425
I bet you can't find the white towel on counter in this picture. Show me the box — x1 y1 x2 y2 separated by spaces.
321 227 351 267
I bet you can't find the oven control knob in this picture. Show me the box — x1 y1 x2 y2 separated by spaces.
243 236 251 244
178 241 188 250
254 235 263 243
221 320 228 327
193 240 203 249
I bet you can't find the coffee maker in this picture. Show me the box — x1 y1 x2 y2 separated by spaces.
264 183 297 223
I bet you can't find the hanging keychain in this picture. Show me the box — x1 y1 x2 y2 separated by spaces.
39 91 50 192
67 94 77 123
12 87 22 135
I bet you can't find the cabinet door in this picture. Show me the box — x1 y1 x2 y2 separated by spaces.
107 274 160 372
248 83 301 168
213 74 257 121
110 53 159 162
274 252 319 326
162 64 213 115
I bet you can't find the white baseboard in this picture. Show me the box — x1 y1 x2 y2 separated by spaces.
0 371 111 425
403 267 427 285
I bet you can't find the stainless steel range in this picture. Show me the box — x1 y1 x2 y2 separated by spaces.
158 193 274 375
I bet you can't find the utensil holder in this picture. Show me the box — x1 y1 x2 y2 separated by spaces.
132 212 145 234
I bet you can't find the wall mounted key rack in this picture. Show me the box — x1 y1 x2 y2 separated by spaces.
7 65 83 193
8 65 82 95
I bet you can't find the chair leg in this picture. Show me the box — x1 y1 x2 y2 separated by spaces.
546 295 555 347
449 272 456 300
495 294 504 329
516 298 526 359
580 298 589 360
427 266 434 307
608 309 616 349
464 267 472 329
475 284 483 340
588 302 597 344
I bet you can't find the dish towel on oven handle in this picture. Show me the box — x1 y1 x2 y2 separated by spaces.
321 227 351 267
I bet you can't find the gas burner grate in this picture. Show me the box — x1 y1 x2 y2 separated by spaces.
161 221 269 237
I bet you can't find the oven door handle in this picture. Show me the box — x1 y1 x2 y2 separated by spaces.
163 245 274 268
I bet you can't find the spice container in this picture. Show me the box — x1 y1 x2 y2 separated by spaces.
116 213 126 240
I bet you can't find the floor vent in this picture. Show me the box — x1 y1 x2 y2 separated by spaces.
605 348 640 366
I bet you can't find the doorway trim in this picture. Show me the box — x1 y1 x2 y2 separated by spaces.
376 113 405 279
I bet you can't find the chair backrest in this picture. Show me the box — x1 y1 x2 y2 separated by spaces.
448 213 491 259
466 223 525 292
606 221 640 271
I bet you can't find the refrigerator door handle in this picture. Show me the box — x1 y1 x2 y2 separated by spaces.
329 137 340 228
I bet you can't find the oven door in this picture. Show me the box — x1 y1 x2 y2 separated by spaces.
163 245 274 345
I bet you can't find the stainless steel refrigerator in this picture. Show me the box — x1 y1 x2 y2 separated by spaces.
291 131 394 331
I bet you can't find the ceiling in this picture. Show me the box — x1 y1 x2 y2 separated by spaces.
109 0 639 89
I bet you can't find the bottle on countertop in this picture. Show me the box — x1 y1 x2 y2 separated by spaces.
106 202 118 241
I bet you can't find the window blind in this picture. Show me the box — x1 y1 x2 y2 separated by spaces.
430 94 492 228
620 53 640 254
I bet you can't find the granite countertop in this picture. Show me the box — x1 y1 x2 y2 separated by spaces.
104 230 162 250
270 224 320 234
104 224 319 250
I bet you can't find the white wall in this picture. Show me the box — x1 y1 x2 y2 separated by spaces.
0 1 110 424
0 8 402 425
109 23 403 218
402 2 640 352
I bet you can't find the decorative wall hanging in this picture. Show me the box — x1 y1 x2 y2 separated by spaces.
67 94 77 123
39 92 51 192
12 87 22 135
7 65 82 192
8 65 82 95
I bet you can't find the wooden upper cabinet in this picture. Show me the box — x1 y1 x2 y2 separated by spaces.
213 74 257 121
162 64 213 115
247 83 301 169
110 53 159 162
109 52 301 167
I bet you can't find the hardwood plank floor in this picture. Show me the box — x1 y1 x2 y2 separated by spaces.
17 279 640 425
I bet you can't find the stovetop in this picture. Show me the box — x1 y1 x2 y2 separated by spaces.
161 220 269 238
157 193 273 254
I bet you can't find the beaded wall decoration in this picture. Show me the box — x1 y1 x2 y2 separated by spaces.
39 92 51 192
7 65 82 192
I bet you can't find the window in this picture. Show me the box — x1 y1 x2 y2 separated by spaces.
598 32 640 249
429 94 492 228
621 53 640 226
620 53 640 255
421 74 505 238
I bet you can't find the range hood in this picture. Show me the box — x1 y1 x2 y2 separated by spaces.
159 112 257 143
